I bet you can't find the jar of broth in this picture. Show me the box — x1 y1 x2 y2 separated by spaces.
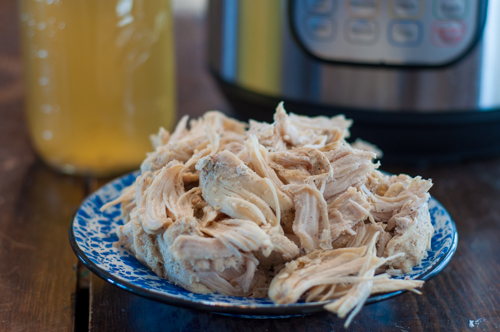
19 0 176 176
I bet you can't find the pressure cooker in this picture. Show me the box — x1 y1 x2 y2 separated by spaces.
207 0 500 163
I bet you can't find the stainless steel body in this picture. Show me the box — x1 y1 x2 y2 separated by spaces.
208 0 500 113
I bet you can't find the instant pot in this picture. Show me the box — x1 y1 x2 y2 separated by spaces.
207 0 500 163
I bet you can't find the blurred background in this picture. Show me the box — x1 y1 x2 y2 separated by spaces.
4 0 500 174
0 0 225 179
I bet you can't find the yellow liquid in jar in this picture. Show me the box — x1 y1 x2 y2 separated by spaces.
19 0 175 176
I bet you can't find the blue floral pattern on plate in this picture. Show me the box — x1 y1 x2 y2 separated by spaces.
69 171 458 318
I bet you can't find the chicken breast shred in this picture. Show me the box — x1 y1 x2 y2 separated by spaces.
104 103 434 327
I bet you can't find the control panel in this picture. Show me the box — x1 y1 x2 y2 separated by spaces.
291 0 485 66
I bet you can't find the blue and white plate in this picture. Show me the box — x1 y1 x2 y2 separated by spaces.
69 171 458 318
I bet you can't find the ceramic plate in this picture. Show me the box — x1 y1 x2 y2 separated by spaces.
69 171 458 318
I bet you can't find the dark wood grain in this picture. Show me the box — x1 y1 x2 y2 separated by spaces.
89 272 435 332
0 162 85 332
0 70 85 332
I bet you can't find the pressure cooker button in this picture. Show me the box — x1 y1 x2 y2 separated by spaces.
347 0 380 18
431 20 466 46
307 0 336 15
434 0 467 19
392 0 422 18
306 17 334 40
345 20 377 44
389 21 421 46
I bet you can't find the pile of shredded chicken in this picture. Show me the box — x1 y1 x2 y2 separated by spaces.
102 103 433 327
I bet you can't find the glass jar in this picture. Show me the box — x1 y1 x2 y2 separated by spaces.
19 0 176 176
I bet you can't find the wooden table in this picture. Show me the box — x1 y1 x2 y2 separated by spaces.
1 1 499 331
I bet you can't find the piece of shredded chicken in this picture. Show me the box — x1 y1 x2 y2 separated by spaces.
102 103 434 327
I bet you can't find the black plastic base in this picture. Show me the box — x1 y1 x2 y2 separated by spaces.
212 72 500 165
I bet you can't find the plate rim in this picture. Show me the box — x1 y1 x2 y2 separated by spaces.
69 172 458 316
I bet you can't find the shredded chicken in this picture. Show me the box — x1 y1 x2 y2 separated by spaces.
103 103 434 327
